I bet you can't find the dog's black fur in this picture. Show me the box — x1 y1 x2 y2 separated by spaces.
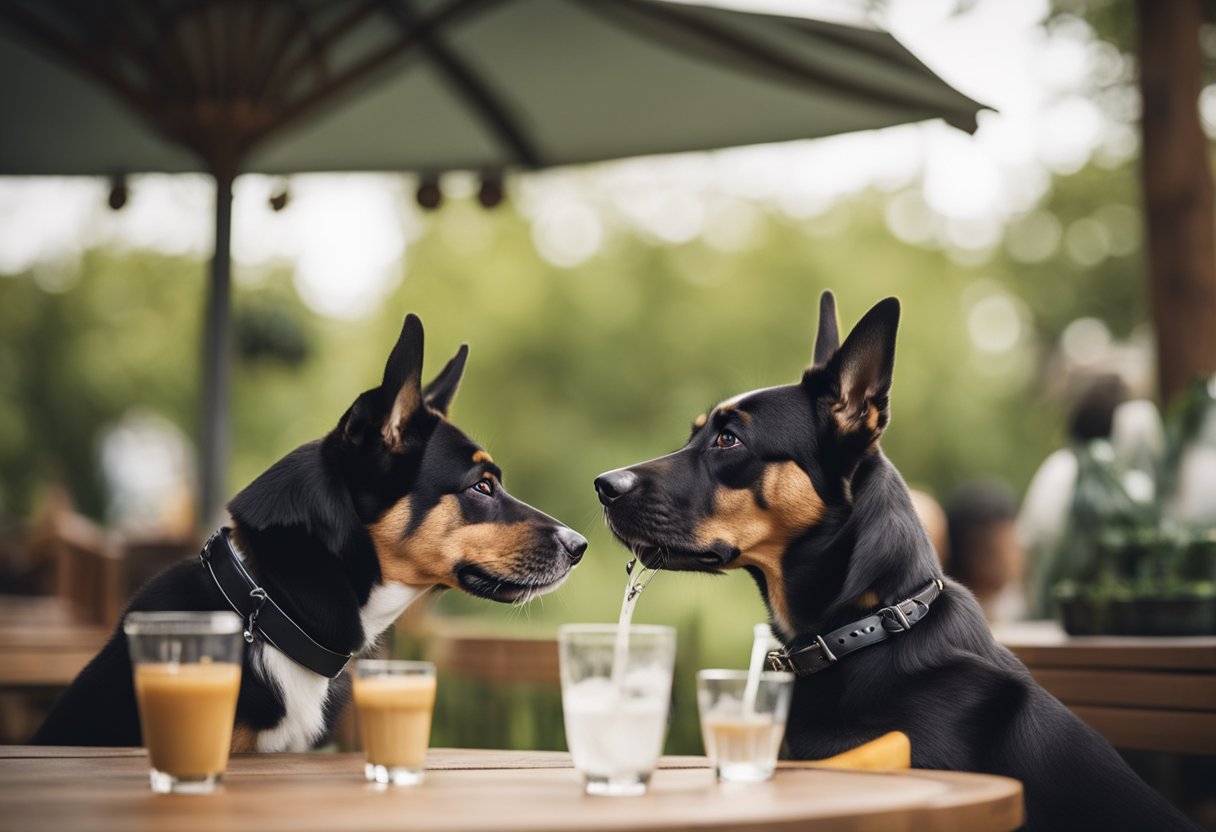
596 292 1198 831
34 313 585 750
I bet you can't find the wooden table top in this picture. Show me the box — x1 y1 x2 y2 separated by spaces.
0 746 1023 832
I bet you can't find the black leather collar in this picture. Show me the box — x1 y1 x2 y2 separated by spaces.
200 527 352 679
767 578 944 677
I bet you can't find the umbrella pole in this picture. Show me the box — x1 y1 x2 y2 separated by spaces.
200 170 233 529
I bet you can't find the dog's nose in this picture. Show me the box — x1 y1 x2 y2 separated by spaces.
555 528 588 564
594 469 639 505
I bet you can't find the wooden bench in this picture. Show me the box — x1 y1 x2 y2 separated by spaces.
0 595 110 686
426 626 559 687
996 621 1216 755
0 514 197 742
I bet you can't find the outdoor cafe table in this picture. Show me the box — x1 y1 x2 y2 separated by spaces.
0 746 1023 832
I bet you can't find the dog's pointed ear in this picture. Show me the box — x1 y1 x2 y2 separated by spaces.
379 313 426 449
829 297 899 436
812 290 840 368
423 344 469 416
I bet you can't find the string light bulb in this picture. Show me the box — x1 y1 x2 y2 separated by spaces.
107 175 128 210
269 183 290 212
416 173 442 210
478 173 504 208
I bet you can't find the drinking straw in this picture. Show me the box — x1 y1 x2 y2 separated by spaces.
742 623 775 718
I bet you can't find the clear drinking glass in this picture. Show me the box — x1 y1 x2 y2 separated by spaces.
123 611 244 794
353 660 437 786
557 624 676 797
696 669 794 783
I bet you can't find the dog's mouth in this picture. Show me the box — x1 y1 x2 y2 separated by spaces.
630 542 739 573
603 512 738 573
455 563 569 603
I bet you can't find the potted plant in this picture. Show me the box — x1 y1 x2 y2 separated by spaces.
1052 378 1216 636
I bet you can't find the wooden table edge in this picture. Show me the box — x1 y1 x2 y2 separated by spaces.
0 747 1025 832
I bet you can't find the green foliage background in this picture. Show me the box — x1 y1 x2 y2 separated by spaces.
0 156 1147 752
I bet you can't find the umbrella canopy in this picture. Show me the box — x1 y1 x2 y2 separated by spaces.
0 1 982 175
0 0 985 525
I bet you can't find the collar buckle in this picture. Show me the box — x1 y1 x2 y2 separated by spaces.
766 649 791 672
879 603 913 633
765 634 838 678
243 586 268 644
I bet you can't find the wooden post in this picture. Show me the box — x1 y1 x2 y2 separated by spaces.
1137 0 1216 403
200 169 234 528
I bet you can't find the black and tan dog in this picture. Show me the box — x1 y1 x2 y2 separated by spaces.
595 293 1197 831
34 313 586 751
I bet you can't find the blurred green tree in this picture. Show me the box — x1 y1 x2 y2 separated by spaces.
0 150 1152 751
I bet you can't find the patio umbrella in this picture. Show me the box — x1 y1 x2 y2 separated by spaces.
0 0 985 525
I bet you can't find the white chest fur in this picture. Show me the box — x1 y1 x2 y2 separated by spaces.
251 581 425 752
360 582 425 651
254 645 331 752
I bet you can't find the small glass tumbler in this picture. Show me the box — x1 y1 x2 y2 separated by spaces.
123 611 244 794
558 624 676 797
353 660 437 786
696 669 794 783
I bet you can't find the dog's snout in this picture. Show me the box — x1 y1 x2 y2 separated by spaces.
594 469 639 505
555 527 588 563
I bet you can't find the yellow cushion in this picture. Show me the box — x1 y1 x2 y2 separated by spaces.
795 730 912 771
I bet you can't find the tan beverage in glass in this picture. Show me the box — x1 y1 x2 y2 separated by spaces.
135 663 241 778
353 660 436 785
696 669 794 783
701 715 785 773
124 611 244 794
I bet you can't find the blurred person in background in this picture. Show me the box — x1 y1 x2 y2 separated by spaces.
909 488 949 569
1018 374 1130 619
946 481 1027 623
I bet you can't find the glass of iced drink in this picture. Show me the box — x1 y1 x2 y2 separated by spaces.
353 660 436 786
557 624 676 796
696 669 794 782
123 611 244 794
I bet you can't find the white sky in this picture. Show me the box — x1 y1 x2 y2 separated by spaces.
0 0 1127 319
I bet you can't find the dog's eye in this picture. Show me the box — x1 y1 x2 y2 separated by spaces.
471 478 494 497
715 431 741 449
